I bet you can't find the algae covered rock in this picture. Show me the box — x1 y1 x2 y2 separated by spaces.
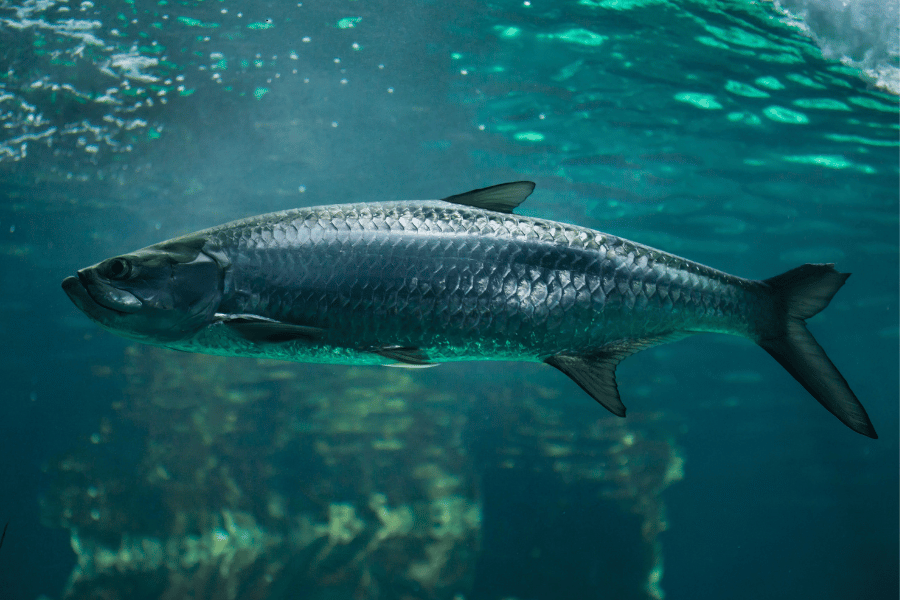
43 348 682 599
44 347 480 600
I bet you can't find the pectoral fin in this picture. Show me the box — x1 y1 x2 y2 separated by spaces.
216 313 325 343
370 346 431 365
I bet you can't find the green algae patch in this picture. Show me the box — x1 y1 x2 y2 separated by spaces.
253 87 268 100
825 133 899 147
724 80 769 98
783 154 852 169
754 76 784 90
727 111 762 126
337 17 362 29
552 59 583 82
248 21 274 30
695 36 730 50
578 0 666 9
847 96 897 112
540 28 606 47
763 105 808 124
176 16 218 28
757 51 803 65
704 25 775 50
792 98 850 111
674 92 722 110
785 74 826 90
514 131 545 142
494 25 522 39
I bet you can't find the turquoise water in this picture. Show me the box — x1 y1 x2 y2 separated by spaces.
0 0 897 598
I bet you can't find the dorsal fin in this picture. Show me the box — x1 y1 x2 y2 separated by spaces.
441 181 536 214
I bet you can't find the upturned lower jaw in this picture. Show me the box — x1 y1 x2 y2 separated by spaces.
61 276 87 309
74 270 144 314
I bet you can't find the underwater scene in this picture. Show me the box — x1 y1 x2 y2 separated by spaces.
0 0 897 598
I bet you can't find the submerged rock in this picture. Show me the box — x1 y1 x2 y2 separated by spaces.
44 348 681 599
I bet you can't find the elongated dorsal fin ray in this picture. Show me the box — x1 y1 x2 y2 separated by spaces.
441 181 536 214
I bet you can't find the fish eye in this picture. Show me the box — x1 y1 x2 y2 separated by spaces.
105 257 133 280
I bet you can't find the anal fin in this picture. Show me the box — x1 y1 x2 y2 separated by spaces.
545 353 626 416
545 332 689 417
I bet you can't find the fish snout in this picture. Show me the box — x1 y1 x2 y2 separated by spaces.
61 275 80 294
66 268 143 314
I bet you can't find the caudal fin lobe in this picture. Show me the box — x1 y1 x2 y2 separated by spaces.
758 264 877 439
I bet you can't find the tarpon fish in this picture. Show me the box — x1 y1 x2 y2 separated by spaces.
62 182 877 438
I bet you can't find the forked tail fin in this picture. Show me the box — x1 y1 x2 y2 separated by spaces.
757 264 877 439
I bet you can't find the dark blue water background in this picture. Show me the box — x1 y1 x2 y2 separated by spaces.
0 0 897 598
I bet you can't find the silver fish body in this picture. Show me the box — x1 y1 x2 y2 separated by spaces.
62 182 877 438
193 200 765 361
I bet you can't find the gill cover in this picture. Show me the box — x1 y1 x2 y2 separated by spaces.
72 236 225 342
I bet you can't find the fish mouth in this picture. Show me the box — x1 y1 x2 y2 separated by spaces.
62 271 143 315
62 275 94 315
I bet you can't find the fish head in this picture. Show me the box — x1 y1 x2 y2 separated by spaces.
62 236 226 343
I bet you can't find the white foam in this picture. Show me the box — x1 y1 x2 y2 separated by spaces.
772 0 899 94
108 51 161 83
